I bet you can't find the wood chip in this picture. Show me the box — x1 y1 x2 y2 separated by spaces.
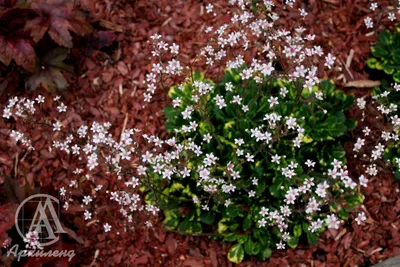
344 80 381 88
99 19 124 32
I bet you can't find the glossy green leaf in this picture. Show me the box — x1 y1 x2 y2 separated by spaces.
228 243 245 263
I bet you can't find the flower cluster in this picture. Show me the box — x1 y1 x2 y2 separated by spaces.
3 94 164 234
23 231 42 250
353 82 400 181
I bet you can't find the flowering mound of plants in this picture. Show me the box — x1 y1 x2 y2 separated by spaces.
1 0 400 266
144 68 366 262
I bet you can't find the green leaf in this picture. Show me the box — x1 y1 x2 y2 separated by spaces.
320 80 334 97
345 193 364 209
178 219 191 233
164 106 178 120
269 180 282 197
244 237 260 255
200 211 215 224
366 58 379 69
224 205 242 218
338 208 349 220
259 247 272 260
163 209 180 230
394 169 400 181
383 64 395 75
341 95 355 110
228 243 245 263
237 235 249 244
394 72 400 83
218 219 229 234
223 233 238 242
379 30 392 46
307 232 318 245
287 236 299 248
243 215 252 230
372 44 389 58
293 224 302 237
345 118 357 130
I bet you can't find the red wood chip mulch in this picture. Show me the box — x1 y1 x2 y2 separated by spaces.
0 0 399 266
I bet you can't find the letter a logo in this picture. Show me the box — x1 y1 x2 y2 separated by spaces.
15 194 66 247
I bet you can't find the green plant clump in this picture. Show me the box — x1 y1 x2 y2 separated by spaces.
146 68 362 263
367 25 400 82
366 25 400 180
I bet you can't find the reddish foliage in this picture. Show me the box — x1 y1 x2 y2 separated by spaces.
25 0 92 48
0 203 17 251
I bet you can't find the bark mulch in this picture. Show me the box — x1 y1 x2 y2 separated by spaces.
0 0 399 266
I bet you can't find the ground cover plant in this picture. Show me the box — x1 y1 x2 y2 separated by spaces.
0 0 399 266
358 23 400 181
147 71 363 263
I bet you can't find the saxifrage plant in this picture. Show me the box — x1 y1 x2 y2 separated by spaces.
370 84 400 180
366 25 400 82
356 24 400 181
145 67 365 263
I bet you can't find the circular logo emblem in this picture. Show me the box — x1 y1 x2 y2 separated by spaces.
15 194 66 247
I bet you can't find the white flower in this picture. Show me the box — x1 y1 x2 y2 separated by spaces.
316 181 329 198
355 212 366 225
305 159 315 168
246 153 254 162
363 127 370 136
276 242 285 249
364 17 373 29
388 12 396 21
83 195 93 205
231 95 242 104
324 53 336 69
170 43 179 54
259 207 269 216
280 87 288 97
234 138 244 146
225 82 233 91
248 190 256 197
357 98 366 109
258 218 267 227
84 210 92 220
370 3 378 11
205 3 213 13
326 214 340 229
299 8 307 17
214 95 226 109
172 98 181 108
359 175 368 187
59 187 66 196
271 154 281 164
315 92 323 100
2 108 11 119
35 95 45 103
104 223 112 232
203 133 212 143
268 96 279 107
